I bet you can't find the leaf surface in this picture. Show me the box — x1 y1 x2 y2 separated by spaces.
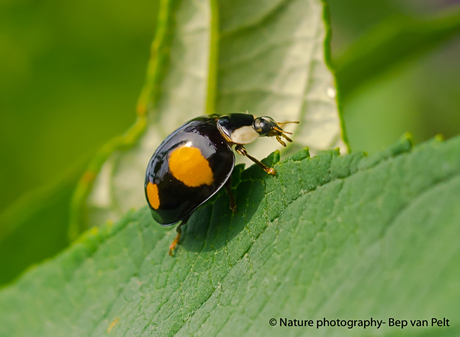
1 135 459 336
0 165 84 285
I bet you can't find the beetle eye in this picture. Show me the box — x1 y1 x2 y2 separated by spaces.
253 117 273 135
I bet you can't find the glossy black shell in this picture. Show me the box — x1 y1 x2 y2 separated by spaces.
144 115 235 226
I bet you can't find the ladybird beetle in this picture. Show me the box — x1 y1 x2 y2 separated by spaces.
144 113 298 255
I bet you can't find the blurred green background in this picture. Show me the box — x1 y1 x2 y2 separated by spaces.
0 0 159 211
328 0 460 154
0 0 459 285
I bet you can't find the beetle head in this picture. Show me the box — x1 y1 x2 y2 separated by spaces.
253 116 299 147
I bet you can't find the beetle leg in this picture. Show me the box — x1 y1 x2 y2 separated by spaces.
169 226 182 256
169 215 190 256
225 177 237 213
235 144 276 175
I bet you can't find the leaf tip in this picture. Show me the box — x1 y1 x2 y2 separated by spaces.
403 132 414 146
434 134 445 142
263 150 281 166
399 133 414 153
287 147 310 162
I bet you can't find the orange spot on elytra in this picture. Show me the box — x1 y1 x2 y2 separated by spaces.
169 146 213 187
146 182 160 209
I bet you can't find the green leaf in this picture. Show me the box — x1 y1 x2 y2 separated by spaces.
70 0 348 237
1 135 459 336
334 7 460 101
0 164 84 286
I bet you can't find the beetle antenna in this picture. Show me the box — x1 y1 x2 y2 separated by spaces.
277 121 299 126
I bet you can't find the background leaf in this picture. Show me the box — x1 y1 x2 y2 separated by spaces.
1 135 459 336
334 7 460 101
73 0 347 237
327 0 460 155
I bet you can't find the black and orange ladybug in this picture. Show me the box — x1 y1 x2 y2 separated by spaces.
144 113 298 255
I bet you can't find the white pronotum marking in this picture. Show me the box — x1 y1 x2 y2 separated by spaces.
231 126 259 144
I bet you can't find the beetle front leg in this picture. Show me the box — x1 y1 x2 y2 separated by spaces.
235 144 276 175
